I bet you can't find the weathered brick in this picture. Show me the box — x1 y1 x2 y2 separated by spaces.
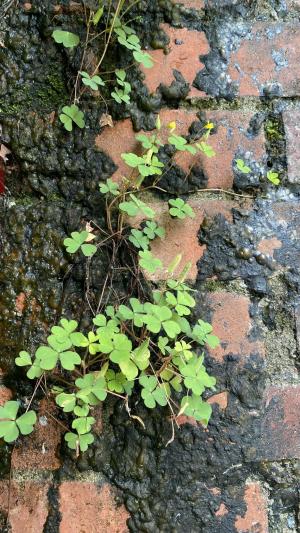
259 386 300 460
141 24 209 98
283 110 300 184
208 292 265 362
207 391 228 410
141 199 233 281
96 109 266 190
228 23 300 97
235 483 268 533
59 482 129 533
12 399 62 470
257 237 282 257
176 0 205 9
0 481 49 532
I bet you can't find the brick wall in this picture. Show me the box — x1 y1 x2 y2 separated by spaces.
1 0 300 531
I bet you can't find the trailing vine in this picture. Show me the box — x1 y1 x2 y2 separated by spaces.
0 116 220 453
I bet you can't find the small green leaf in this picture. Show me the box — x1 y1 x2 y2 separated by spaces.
72 416 95 435
65 431 94 452
52 30 79 48
133 50 153 68
16 410 37 435
99 178 119 196
267 170 280 185
59 104 85 131
168 198 195 219
236 159 251 174
139 251 162 273
93 6 104 25
15 351 32 367
56 393 76 413
180 395 212 426
81 243 97 257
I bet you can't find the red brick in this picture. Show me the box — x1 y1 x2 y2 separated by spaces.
228 23 300 96
259 386 300 460
283 110 300 184
215 502 228 517
207 391 228 410
12 399 62 470
235 483 268 533
138 199 233 281
208 292 265 362
0 386 13 406
59 482 129 533
0 480 49 532
257 237 282 257
96 109 266 190
176 0 205 9
141 24 209 98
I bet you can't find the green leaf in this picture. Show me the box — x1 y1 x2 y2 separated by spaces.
80 71 105 90
162 320 181 339
93 6 104 25
267 170 280 185
133 50 154 68
139 251 162 273
72 416 95 435
59 350 81 370
56 393 76 413
16 410 37 435
168 198 195 219
129 229 149 250
180 395 212 426
99 178 119 196
81 243 97 257
119 201 139 217
27 361 43 380
75 373 107 402
73 404 90 417
64 231 88 253
36 346 58 370
235 159 251 174
52 30 79 48
59 104 85 131
121 153 144 168
143 221 165 240
65 431 94 452
196 142 215 158
15 351 31 367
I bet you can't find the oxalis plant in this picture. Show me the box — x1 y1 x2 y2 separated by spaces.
51 1 154 131
0 116 220 454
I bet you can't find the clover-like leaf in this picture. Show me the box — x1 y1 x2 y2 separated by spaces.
139 251 162 274
235 159 251 174
180 395 212 426
75 373 107 403
80 71 105 90
59 104 85 131
65 431 94 452
64 231 88 253
15 351 31 367
129 229 149 250
72 416 95 435
56 393 76 413
267 170 280 185
52 30 79 48
0 401 37 443
99 178 119 196
133 49 153 68
168 198 195 219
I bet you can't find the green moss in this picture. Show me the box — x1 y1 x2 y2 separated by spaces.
265 118 283 141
